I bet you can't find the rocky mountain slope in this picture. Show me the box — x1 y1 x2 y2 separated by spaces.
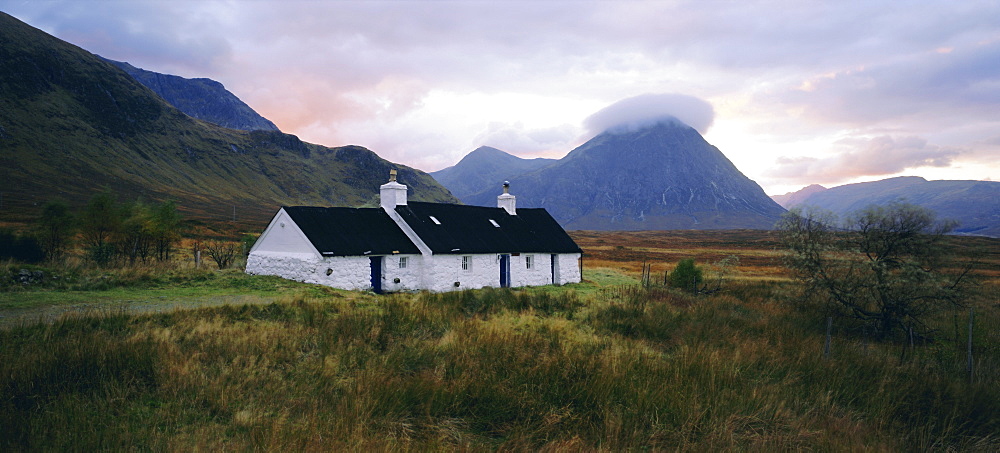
430 146 556 202
0 12 456 227
778 176 1000 237
103 58 280 132
462 120 786 230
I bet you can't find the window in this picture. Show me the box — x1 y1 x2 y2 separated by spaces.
525 254 533 269
429 216 441 225
462 256 472 271
399 257 408 269
489 219 500 227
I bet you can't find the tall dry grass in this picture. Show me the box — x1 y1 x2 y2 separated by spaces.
2 275 997 450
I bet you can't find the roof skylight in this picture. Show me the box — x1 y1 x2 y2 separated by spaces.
489 219 500 227
430 216 441 225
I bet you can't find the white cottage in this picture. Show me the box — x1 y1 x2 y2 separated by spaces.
246 171 582 292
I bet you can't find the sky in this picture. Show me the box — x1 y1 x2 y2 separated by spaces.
4 0 1000 195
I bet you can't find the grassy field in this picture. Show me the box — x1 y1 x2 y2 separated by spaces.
1 230 998 450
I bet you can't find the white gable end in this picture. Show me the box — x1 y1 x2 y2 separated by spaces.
250 209 319 257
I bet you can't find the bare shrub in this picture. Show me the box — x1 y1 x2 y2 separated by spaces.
203 240 239 269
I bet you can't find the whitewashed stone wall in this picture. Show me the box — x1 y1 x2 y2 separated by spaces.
247 251 426 292
247 251 319 282
380 254 423 292
555 253 582 285
423 254 498 292
312 256 373 289
248 250 581 292
509 253 552 288
420 252 582 291
247 252 366 290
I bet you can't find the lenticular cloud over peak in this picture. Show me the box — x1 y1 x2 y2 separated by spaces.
584 93 715 135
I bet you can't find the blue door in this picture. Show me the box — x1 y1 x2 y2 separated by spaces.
499 254 510 288
370 256 383 293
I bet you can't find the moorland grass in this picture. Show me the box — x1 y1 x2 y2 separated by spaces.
0 262 342 311
1 270 997 450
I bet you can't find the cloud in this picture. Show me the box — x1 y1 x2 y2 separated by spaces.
766 135 962 184
6 1 1000 186
775 34 1000 130
474 122 581 155
583 93 715 135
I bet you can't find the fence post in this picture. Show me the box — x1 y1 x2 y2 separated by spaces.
195 250 201 268
824 316 832 359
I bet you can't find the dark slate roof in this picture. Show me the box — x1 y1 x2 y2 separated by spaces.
395 202 582 254
282 206 419 256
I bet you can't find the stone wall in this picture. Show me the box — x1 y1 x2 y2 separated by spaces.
555 253 582 285
508 253 552 288
379 254 423 292
247 252 367 290
248 250 581 292
425 254 498 292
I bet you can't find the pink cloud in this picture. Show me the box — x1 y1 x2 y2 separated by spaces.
767 135 962 184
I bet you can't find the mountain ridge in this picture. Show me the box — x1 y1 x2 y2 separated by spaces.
102 58 280 132
430 146 556 202
776 176 1000 237
0 12 456 227
771 184 827 209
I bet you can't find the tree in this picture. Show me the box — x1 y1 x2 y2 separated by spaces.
668 258 703 292
119 200 154 265
778 202 969 340
151 200 182 261
80 190 123 265
36 200 75 261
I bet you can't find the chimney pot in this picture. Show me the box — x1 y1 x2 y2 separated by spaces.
380 169 407 209
498 181 516 215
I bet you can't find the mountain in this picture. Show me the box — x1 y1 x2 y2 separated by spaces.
771 184 827 209
464 120 787 230
430 146 556 202
783 176 1000 237
102 58 280 132
0 12 456 227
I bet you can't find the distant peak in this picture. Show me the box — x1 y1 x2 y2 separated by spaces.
469 146 508 155
883 176 928 182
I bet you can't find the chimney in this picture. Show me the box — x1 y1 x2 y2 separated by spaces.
380 169 408 210
497 181 516 215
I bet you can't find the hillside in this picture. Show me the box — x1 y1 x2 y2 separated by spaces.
780 176 1000 237
464 120 786 230
430 146 556 202
771 184 826 209
103 58 280 132
0 12 456 228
